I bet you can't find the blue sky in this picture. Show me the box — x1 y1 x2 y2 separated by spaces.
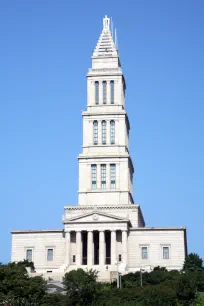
0 0 203 263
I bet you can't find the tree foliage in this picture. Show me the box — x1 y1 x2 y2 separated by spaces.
0 261 46 305
0 255 204 306
63 268 98 306
183 253 203 271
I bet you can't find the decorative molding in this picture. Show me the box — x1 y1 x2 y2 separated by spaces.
92 213 99 220
64 205 139 211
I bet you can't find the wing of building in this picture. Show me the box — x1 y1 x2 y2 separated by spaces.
11 16 187 282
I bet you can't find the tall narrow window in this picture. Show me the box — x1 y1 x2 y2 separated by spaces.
102 81 107 104
141 247 148 259
26 249 33 261
110 164 116 189
95 81 99 104
101 164 106 189
47 249 54 261
93 121 98 145
110 80 114 104
163 247 169 259
91 165 97 189
102 120 106 145
110 120 115 144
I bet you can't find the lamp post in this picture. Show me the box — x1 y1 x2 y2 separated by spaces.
140 268 145 287
116 260 120 288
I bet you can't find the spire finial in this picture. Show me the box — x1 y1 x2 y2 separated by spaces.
103 15 110 31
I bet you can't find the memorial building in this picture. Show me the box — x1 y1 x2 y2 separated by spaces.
11 16 187 281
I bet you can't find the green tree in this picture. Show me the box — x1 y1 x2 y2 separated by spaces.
63 268 98 306
183 253 203 271
0 261 46 305
176 274 198 305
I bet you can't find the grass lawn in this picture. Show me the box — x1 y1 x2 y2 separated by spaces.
199 292 204 305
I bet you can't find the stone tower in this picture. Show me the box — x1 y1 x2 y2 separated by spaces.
78 16 134 207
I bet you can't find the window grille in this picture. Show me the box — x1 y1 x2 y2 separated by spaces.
103 81 107 104
110 120 115 144
95 81 99 104
91 165 97 189
47 249 53 261
26 249 32 261
163 247 169 259
101 164 106 189
141 247 148 259
110 80 114 104
102 120 107 145
93 121 98 145
110 164 116 189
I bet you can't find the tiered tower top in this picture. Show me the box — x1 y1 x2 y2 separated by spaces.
93 16 118 58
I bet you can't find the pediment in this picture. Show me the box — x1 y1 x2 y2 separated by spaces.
65 211 129 223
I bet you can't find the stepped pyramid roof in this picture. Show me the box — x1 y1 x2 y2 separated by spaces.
93 15 118 57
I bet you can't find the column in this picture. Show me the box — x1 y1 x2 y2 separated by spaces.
65 231 71 265
87 231 93 266
122 230 128 265
76 231 82 266
111 230 116 265
99 231 105 266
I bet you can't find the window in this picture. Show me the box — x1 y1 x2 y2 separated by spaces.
95 81 99 104
141 247 148 259
91 165 97 189
110 164 116 189
110 120 115 144
102 81 107 104
47 248 54 261
72 255 76 263
101 164 106 189
102 120 107 144
118 254 122 262
93 121 98 145
26 249 33 261
110 80 114 104
163 247 169 259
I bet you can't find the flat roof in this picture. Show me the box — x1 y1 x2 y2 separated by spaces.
11 229 63 234
131 227 186 231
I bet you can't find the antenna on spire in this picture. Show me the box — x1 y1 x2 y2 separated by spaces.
111 17 114 38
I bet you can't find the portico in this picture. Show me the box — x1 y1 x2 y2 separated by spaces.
65 229 128 268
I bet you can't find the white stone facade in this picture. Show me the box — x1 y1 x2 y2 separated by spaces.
11 16 187 282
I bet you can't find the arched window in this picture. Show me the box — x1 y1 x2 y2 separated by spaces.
93 121 98 145
110 120 115 144
110 80 114 104
95 81 99 104
102 120 106 145
102 81 107 104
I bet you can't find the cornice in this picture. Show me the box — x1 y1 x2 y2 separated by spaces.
11 229 64 234
130 227 186 231
64 205 139 211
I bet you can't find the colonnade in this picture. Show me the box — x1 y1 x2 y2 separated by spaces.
65 230 128 267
